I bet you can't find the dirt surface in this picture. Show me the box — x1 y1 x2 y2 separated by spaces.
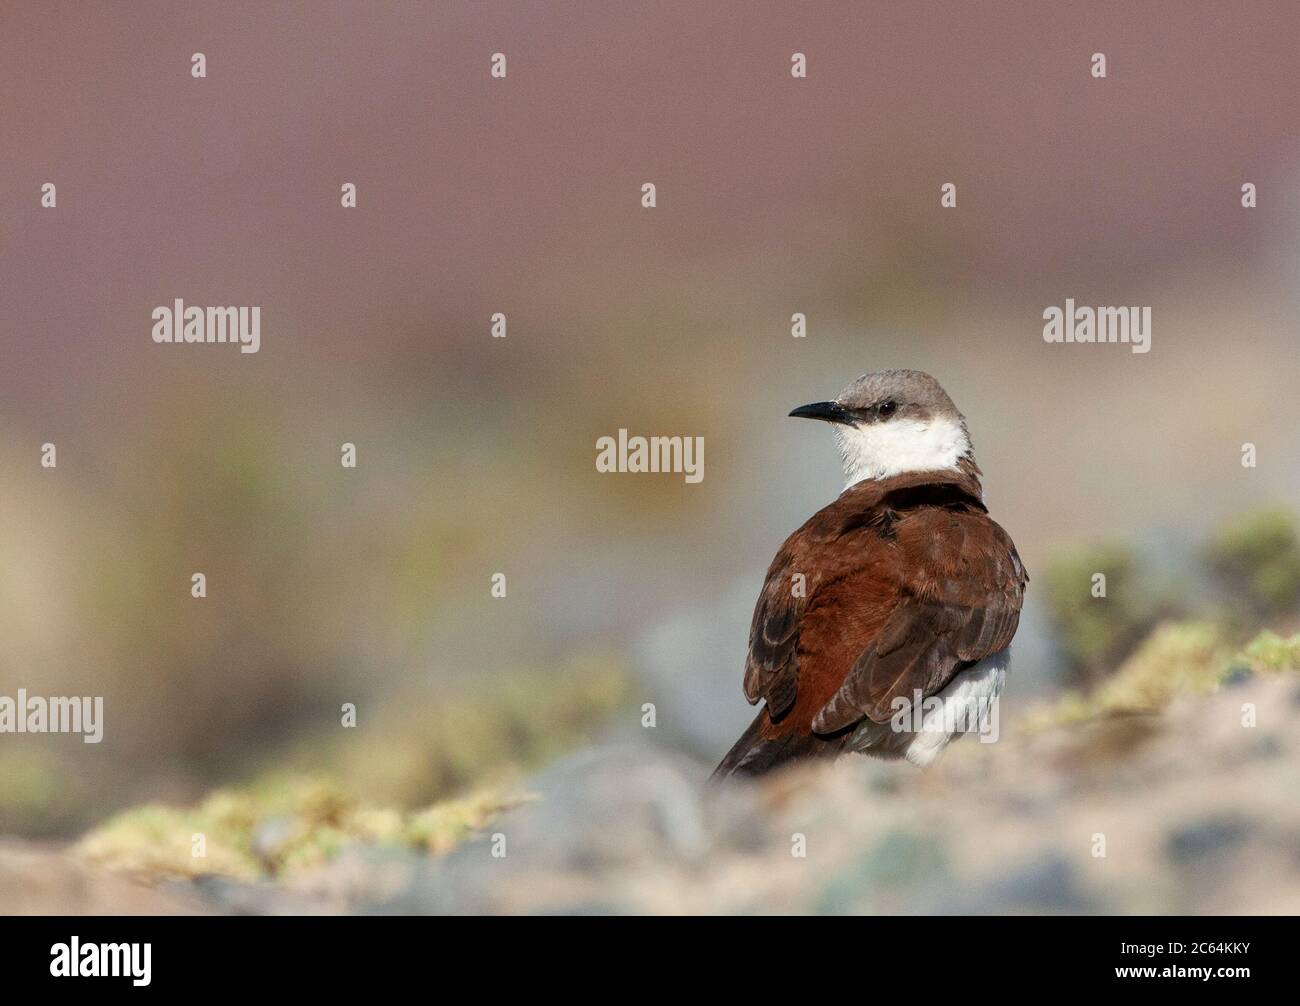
0 841 206 915
8 672 1296 915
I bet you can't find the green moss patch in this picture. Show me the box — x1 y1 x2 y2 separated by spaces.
1021 623 1298 732
76 775 527 882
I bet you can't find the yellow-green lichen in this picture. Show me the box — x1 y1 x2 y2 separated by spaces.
1021 622 1300 733
75 774 527 883
1237 630 1300 672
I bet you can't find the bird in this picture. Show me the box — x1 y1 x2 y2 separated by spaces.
712 369 1027 779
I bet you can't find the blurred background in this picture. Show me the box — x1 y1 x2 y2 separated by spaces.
2 2 1300 904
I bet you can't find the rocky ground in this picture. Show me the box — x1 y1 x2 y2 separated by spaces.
5 664 1299 915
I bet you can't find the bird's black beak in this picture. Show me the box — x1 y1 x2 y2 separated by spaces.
789 401 855 426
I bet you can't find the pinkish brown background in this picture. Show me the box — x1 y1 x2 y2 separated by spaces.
2 2 1299 833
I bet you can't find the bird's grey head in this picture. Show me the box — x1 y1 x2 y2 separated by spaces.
789 369 973 488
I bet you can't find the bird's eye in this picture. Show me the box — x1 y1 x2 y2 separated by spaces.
878 400 897 418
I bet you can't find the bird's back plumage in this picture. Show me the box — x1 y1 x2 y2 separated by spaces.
712 458 1026 780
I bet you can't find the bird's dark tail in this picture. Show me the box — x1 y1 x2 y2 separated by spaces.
709 710 845 781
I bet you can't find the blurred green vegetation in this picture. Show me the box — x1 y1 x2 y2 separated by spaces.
77 775 527 881
1239 629 1300 671
1042 543 1174 686
0 748 96 837
281 651 631 808
2 383 598 837
1205 509 1300 621
1032 508 1300 731
1 651 630 838
1044 508 1300 689
74 652 630 882
1022 624 1299 732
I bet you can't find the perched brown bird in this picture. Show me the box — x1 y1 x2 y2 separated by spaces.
713 370 1027 779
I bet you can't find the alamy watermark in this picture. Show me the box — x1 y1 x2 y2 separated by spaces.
595 429 704 483
0 690 103 743
151 299 261 354
50 937 150 986
889 688 1000 744
1043 299 1151 354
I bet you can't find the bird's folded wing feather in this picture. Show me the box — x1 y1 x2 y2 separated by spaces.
742 470 1026 736
812 511 1025 732
742 551 806 718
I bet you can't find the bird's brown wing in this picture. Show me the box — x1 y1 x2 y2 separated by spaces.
741 545 806 720
741 466 1026 741
742 473 905 721
811 506 1027 733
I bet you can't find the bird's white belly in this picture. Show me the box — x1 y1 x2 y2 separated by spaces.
903 647 1008 766
848 647 1009 766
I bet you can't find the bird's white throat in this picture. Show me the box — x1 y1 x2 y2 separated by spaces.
833 415 971 488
